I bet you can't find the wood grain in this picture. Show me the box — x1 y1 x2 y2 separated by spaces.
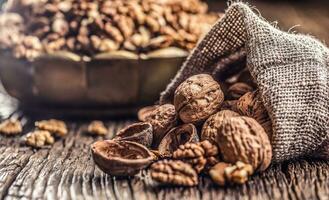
0 92 328 200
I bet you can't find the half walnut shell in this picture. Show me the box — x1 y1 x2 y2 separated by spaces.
157 124 199 157
91 140 155 176
114 122 153 148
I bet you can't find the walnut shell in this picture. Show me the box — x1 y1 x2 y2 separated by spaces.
227 82 253 100
201 110 239 144
91 140 155 176
143 104 177 148
237 90 272 138
217 116 272 172
174 74 224 124
158 123 199 157
114 122 153 148
137 105 159 122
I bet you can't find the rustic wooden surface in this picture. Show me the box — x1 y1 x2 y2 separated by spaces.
0 92 329 200
1 1 329 199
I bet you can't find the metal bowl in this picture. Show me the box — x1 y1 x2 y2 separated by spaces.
0 47 187 111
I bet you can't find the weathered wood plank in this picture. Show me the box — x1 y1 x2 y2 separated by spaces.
0 113 329 200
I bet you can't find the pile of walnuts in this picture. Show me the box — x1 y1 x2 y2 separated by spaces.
91 71 273 187
0 0 219 61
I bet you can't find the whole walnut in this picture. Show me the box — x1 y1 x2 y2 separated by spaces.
143 104 177 148
237 90 272 137
227 82 253 100
174 74 224 124
217 116 272 172
201 110 239 144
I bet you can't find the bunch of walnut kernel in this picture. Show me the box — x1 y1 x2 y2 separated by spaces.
91 71 273 187
0 0 219 61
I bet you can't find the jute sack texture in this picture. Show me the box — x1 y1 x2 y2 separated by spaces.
160 2 329 162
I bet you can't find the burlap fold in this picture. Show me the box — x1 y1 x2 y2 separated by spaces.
160 2 329 162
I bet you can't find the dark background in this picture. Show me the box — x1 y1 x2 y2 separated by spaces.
207 0 329 43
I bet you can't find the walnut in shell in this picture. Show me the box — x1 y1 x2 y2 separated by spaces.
201 110 239 144
25 130 54 148
35 119 67 137
150 160 198 186
217 116 272 171
237 90 272 137
0 119 22 135
174 74 224 124
88 121 108 136
142 104 177 148
91 140 155 176
137 105 159 122
114 122 153 148
227 82 253 100
157 123 199 157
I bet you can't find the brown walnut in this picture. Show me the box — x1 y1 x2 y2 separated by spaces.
25 130 55 148
142 104 177 148
114 122 153 148
201 110 239 144
227 82 253 100
91 140 155 176
209 161 253 186
137 105 159 122
87 120 108 136
174 74 224 124
35 119 68 137
237 90 272 137
217 116 272 172
158 123 199 157
150 160 198 186
0 119 22 135
173 142 206 173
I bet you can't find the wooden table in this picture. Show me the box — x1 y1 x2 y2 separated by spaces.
0 92 328 200
1 1 329 199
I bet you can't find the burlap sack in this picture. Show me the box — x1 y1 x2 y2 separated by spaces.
160 2 329 162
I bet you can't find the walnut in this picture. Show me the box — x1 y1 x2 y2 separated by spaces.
0 119 22 135
0 0 219 58
91 140 155 176
226 161 253 184
227 82 254 100
201 110 239 144
150 160 198 186
209 161 253 186
174 74 224 124
142 104 177 148
138 105 159 122
217 116 272 172
158 123 199 157
88 121 108 136
237 90 272 137
173 140 220 173
25 130 55 148
199 140 219 157
35 119 68 137
172 142 206 173
208 162 230 186
114 122 153 148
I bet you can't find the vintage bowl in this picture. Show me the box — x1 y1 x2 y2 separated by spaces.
0 47 187 112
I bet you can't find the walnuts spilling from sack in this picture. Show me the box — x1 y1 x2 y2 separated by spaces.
92 73 273 187
0 0 220 60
